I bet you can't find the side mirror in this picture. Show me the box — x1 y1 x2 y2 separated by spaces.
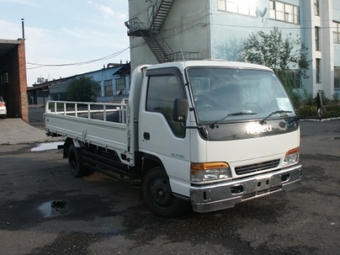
173 98 188 122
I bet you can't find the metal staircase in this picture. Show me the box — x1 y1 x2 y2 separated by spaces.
125 16 172 63
125 0 201 63
144 35 173 63
149 0 174 32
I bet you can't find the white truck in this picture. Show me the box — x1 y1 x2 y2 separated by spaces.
45 60 302 217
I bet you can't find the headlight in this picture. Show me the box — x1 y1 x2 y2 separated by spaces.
283 147 299 166
191 162 232 183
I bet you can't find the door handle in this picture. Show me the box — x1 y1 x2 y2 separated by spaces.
143 132 150 140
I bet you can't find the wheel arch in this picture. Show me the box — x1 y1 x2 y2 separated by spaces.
63 138 82 158
142 153 165 176
141 163 190 217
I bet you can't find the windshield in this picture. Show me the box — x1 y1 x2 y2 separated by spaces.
187 67 295 124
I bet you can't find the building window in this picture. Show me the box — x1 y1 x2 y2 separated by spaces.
314 0 319 16
104 80 113 96
218 0 257 17
116 78 125 95
95 82 101 97
333 21 340 44
315 26 320 51
269 1 299 24
316 59 321 83
335 67 340 89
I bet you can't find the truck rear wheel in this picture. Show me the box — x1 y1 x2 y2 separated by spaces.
68 144 84 177
142 166 189 218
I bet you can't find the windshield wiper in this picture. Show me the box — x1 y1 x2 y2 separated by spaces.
210 111 257 128
285 116 299 126
259 110 292 125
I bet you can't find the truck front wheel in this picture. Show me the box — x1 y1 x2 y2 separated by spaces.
142 166 189 218
68 144 84 177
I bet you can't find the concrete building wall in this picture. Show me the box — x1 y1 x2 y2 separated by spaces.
320 0 334 97
49 80 73 101
210 0 302 61
86 67 120 102
211 0 261 60
161 0 210 59
302 0 322 96
333 0 340 92
128 0 158 70
128 0 210 72
128 0 340 97
302 0 336 97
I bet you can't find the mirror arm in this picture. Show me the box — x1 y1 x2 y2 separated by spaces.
178 116 202 129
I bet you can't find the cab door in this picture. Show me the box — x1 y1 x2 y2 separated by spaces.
138 68 191 195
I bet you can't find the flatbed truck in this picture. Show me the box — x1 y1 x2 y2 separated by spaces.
45 60 302 217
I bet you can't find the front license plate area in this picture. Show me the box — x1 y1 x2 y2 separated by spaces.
255 176 272 191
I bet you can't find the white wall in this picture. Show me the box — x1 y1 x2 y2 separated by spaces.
128 0 210 72
128 0 158 71
321 0 334 97
302 0 317 96
161 0 210 59
302 0 335 97
210 0 303 67
210 0 267 60
333 0 340 67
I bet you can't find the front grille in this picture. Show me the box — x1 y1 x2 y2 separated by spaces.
235 159 280 175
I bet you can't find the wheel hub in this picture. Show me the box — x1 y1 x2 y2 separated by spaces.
151 179 172 206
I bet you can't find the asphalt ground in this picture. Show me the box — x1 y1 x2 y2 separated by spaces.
0 109 61 145
0 108 340 254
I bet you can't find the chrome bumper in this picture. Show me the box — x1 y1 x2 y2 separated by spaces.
190 164 302 213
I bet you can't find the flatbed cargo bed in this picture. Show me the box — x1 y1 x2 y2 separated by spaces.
44 101 134 165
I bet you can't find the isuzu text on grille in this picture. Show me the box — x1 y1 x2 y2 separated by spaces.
246 124 273 134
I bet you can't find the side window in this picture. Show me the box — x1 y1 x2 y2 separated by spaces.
146 75 185 138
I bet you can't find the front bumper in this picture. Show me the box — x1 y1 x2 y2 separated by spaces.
0 108 6 116
190 164 302 213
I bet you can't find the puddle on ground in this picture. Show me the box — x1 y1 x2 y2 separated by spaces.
38 200 69 218
31 142 64 152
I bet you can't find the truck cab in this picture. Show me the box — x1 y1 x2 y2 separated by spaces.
137 60 301 216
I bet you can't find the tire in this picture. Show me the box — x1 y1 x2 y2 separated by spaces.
142 166 189 218
68 144 84 177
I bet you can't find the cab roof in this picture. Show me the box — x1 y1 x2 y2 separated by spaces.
146 60 273 72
